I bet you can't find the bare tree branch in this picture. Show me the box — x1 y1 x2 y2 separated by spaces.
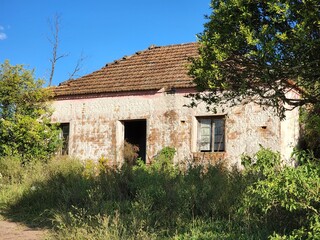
47 14 68 86
68 51 87 80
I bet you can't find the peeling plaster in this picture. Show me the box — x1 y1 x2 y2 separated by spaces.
52 89 299 167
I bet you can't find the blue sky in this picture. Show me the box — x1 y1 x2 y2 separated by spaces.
0 1 211 86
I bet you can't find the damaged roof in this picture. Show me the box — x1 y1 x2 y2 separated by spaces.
54 42 198 97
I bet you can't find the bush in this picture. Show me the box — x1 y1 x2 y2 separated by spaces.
0 60 61 162
123 140 139 165
240 148 320 238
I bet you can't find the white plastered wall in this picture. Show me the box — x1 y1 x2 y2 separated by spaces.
51 89 298 166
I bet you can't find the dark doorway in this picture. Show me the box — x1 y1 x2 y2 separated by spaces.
124 120 147 162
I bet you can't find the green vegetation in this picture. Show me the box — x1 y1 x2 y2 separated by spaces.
0 147 319 239
189 0 320 118
0 60 61 162
299 103 320 157
1 2 319 238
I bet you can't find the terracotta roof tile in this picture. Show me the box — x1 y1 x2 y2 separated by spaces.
53 42 198 97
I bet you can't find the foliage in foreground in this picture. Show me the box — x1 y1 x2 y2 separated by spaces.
241 148 320 239
0 60 61 162
0 147 319 239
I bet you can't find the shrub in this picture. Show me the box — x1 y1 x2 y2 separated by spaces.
240 148 320 238
123 140 139 165
0 60 61 162
149 146 176 172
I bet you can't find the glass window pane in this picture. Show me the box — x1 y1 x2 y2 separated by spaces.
213 119 225 152
198 117 225 152
199 119 212 151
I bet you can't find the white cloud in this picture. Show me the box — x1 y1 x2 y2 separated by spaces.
0 32 7 40
0 25 7 40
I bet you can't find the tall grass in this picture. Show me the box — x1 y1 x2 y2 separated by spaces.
0 147 319 239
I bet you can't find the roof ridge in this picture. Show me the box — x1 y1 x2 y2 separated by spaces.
104 42 196 67
58 78 76 86
156 42 196 48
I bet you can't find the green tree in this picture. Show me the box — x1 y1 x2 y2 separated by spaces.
189 0 320 118
0 60 61 162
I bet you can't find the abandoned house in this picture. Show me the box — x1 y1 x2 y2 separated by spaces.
51 42 299 167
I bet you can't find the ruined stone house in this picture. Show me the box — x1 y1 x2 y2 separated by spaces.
51 42 299 167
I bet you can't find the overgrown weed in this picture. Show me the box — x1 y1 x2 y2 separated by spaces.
0 147 319 239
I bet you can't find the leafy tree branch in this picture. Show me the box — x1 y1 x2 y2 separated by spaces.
189 0 320 118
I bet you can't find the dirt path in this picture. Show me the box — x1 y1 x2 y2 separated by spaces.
0 220 48 240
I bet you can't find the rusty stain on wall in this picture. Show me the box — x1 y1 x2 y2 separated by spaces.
228 131 241 140
164 110 179 123
52 89 300 166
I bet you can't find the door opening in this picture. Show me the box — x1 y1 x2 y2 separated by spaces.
123 120 147 163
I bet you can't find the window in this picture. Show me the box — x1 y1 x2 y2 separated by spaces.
197 117 225 152
59 123 70 155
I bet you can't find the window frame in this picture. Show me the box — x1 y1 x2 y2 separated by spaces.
59 122 70 155
196 116 225 153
